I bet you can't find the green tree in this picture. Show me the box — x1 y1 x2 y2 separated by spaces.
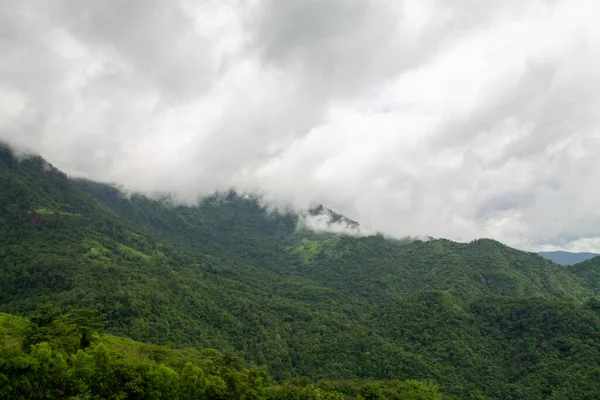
147 364 180 400
179 362 206 399
68 308 106 349
23 303 70 351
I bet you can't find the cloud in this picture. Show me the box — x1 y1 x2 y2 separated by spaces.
1 0 599 251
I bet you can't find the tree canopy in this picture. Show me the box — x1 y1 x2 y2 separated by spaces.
2 143 600 399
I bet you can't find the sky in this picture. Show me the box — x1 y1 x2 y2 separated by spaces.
1 0 600 252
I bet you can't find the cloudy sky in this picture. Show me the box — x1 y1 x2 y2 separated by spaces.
2 0 600 251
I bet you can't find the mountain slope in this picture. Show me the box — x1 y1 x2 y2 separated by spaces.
2 143 600 398
1 311 444 400
283 235 590 303
570 256 600 294
74 178 591 303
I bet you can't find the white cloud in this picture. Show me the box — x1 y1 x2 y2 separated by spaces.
1 0 600 251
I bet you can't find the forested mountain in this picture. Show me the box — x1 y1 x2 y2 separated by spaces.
72 177 590 303
538 251 599 265
2 142 600 399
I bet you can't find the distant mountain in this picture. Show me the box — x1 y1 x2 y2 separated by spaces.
538 251 599 265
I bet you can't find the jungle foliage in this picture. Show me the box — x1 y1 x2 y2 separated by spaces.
2 143 600 399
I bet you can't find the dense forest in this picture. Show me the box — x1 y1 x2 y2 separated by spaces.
2 142 600 399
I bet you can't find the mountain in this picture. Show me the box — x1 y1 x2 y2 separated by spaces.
570 256 600 293
539 251 599 265
2 142 600 399
71 177 591 304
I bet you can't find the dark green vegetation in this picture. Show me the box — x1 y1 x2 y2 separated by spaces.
571 256 600 295
2 142 600 399
538 251 598 266
1 309 442 399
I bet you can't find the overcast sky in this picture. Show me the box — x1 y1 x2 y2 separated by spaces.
2 0 600 251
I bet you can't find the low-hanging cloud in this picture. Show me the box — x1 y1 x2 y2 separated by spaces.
1 0 599 251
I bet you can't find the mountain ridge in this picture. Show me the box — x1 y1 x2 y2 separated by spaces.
2 142 600 398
